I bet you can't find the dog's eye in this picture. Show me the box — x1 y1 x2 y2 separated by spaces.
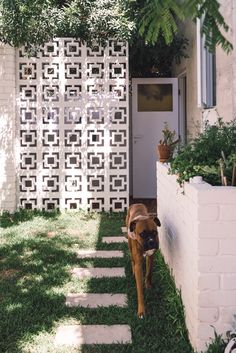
140 231 146 238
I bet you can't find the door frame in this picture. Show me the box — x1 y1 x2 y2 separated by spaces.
178 72 187 145
131 77 179 198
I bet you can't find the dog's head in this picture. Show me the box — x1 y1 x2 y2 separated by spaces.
129 216 161 256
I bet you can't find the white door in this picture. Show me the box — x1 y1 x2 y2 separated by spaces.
132 78 178 198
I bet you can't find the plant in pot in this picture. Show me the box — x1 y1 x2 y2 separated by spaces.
157 122 179 162
169 118 236 186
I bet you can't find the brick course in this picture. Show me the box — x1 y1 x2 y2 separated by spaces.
157 162 236 352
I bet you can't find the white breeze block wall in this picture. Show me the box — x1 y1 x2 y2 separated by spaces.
0 43 16 212
157 162 236 352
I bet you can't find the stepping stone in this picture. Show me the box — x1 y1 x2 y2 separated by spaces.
65 293 128 308
102 236 127 244
71 267 125 278
121 226 127 233
66 229 81 236
76 250 123 258
54 324 132 345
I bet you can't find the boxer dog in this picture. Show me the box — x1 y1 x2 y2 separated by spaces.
126 203 161 318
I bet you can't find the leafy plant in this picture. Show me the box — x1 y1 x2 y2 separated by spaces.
0 0 232 55
139 0 233 53
129 35 189 78
159 122 177 146
169 118 236 185
204 330 226 353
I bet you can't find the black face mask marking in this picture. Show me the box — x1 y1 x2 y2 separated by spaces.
140 230 159 252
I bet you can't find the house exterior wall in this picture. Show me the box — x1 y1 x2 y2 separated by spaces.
173 0 236 135
0 44 16 213
157 162 236 352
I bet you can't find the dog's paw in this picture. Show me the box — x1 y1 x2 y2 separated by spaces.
138 310 145 319
138 313 145 319
145 280 152 289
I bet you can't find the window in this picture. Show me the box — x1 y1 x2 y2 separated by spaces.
197 18 216 108
137 84 173 112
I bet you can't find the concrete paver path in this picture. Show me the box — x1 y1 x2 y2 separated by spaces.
56 233 132 347
71 267 125 278
66 293 128 308
55 324 132 345
76 249 123 258
102 236 127 243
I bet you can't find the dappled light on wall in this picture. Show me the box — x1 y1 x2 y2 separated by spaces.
16 38 129 212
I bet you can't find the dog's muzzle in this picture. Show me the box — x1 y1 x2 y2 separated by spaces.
140 230 159 256
144 249 156 257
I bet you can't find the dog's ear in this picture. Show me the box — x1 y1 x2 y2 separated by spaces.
154 216 161 227
129 221 136 232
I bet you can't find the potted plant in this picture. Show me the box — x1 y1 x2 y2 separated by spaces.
157 122 179 162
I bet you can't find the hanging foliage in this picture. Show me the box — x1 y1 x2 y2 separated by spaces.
0 0 232 77
0 0 134 50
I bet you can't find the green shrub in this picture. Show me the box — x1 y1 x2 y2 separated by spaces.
169 118 236 186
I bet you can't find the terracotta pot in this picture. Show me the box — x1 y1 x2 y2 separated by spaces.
157 144 171 163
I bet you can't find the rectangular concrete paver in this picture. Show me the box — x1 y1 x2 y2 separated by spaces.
121 227 127 233
71 267 125 278
54 324 132 345
102 236 127 244
65 293 128 308
76 250 123 258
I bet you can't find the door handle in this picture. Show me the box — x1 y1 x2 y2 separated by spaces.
133 135 143 140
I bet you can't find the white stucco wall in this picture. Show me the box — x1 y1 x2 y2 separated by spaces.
173 0 236 134
157 162 236 352
173 19 202 136
0 43 16 212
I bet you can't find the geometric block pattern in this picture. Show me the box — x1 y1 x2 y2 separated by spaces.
17 38 129 211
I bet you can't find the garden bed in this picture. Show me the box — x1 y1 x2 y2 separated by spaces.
157 161 236 352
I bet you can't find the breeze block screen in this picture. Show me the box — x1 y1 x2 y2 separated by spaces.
16 38 129 212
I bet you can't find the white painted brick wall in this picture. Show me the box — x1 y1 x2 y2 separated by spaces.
157 162 236 352
0 43 16 212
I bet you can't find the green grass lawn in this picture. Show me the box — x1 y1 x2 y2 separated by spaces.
0 210 225 353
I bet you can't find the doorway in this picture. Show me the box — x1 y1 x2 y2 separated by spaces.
132 78 178 198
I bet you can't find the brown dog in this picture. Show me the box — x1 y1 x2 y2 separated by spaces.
126 203 161 318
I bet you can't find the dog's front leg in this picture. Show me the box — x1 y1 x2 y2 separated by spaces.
145 255 154 289
134 257 145 318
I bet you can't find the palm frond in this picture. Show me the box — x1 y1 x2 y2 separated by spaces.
139 0 184 45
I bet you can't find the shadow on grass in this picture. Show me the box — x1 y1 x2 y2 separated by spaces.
0 234 79 353
0 208 60 228
0 210 194 353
